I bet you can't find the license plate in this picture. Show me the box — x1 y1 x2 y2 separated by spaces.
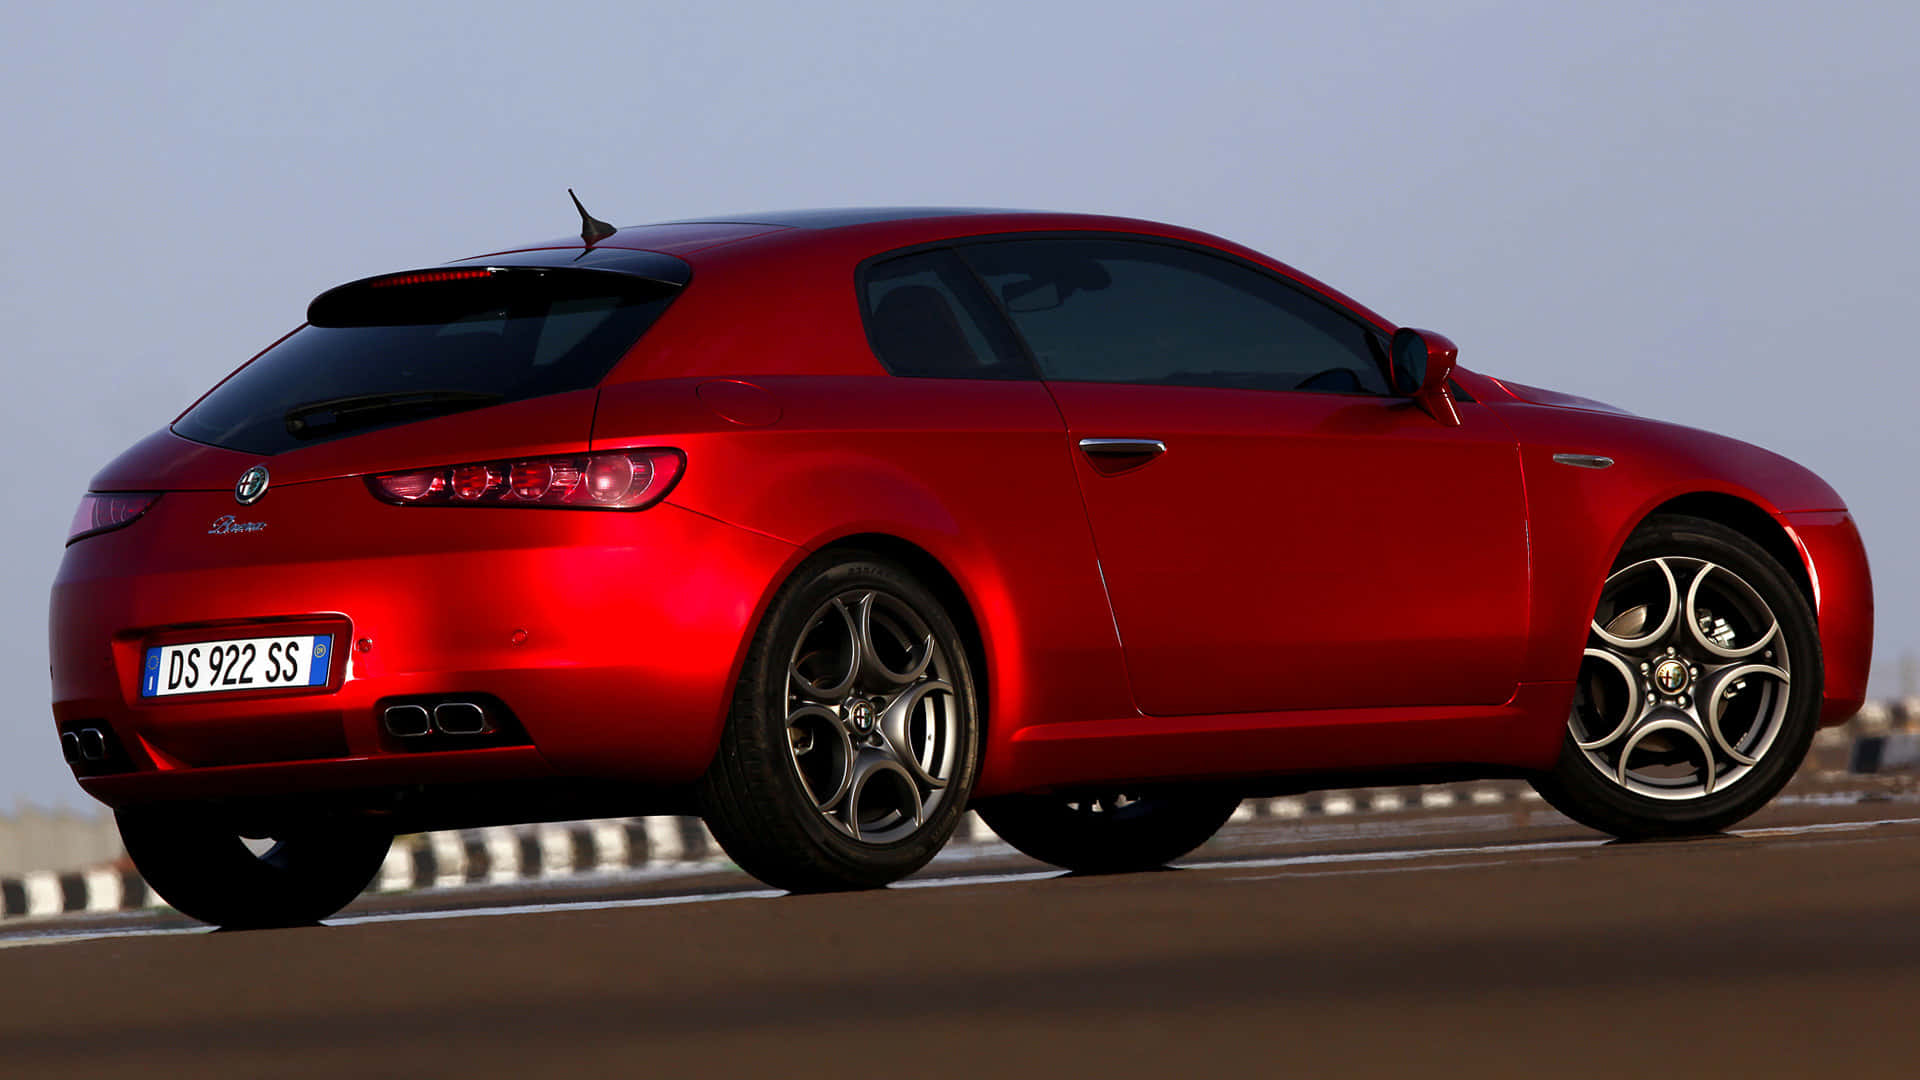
141 635 332 698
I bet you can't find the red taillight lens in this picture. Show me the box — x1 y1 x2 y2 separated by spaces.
366 450 682 511
373 471 443 502
508 461 555 501
450 464 497 501
66 492 161 545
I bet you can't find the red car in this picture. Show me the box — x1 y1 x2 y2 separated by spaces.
50 204 1873 927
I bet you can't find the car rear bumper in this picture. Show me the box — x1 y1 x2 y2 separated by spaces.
1782 510 1874 726
51 483 797 810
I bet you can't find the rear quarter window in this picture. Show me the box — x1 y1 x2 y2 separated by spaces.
859 249 1034 380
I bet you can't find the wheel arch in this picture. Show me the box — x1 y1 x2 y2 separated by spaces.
804 532 993 755
1639 492 1815 614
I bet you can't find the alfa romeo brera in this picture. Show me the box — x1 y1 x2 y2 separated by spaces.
50 202 1872 927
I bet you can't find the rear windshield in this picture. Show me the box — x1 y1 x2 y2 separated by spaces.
174 269 679 455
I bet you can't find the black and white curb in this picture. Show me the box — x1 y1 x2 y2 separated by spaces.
374 816 727 891
1238 783 1537 820
0 868 149 920
0 781 1548 920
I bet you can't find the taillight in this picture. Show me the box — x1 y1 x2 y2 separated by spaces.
366 450 683 510
66 492 161 545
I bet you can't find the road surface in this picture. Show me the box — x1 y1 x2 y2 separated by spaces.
4 792 1918 1078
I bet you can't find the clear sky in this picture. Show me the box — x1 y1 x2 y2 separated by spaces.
3 1 1915 808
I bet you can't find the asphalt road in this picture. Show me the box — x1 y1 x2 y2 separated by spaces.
6 794 1920 1079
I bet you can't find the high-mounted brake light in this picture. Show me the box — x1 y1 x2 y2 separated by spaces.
66 492 161 545
367 450 683 510
367 269 495 288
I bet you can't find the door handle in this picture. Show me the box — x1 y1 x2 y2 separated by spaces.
1078 438 1166 475
1078 437 1167 458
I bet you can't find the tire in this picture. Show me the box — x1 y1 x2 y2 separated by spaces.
697 552 982 892
977 790 1242 874
1530 514 1821 839
116 805 391 929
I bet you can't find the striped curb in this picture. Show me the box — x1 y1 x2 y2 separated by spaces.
1231 782 1538 822
0 781 1546 920
0 867 149 921
375 816 721 892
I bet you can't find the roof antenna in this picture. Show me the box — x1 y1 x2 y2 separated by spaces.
569 188 617 246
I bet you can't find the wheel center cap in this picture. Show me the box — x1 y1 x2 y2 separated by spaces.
1653 659 1690 695
848 700 876 734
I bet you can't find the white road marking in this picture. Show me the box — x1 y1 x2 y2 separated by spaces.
1733 817 1920 838
1184 838 1600 873
1221 859 1535 881
330 887 788 927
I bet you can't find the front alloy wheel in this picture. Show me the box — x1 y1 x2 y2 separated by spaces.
1575 556 1790 799
1533 515 1822 838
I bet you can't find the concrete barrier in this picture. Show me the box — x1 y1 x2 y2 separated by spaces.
1849 731 1920 774
0 807 122 878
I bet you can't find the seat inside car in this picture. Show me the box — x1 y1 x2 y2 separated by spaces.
869 284 986 375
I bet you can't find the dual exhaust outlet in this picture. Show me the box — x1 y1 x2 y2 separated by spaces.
383 701 493 738
60 727 113 764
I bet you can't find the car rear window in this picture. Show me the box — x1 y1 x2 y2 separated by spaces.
173 269 680 455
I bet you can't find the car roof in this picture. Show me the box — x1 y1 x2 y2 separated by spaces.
659 207 1009 228
462 206 1396 333
468 208 1179 259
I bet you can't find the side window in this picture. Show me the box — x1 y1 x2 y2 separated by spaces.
957 238 1390 395
859 249 1034 379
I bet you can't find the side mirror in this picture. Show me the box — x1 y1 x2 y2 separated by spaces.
1391 327 1460 427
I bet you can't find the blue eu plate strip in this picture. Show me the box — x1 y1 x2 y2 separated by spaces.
309 636 331 686
142 647 161 697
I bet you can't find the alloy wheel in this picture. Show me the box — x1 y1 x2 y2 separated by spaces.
783 588 961 842
1572 556 1792 801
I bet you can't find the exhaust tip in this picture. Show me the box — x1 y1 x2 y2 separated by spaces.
432 702 491 736
76 728 108 762
383 704 433 738
60 731 82 764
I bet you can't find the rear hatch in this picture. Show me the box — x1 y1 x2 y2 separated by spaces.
54 250 692 754
92 247 689 491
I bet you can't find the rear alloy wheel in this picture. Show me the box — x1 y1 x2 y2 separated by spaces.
116 806 391 929
698 554 981 892
977 790 1242 874
1532 515 1822 838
